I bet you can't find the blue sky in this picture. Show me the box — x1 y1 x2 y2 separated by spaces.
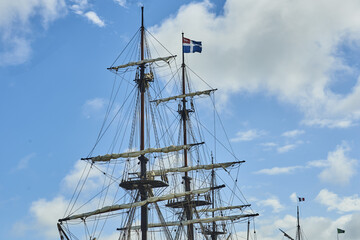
1 0 360 239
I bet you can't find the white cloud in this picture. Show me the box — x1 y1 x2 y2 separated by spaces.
16 153 36 170
13 159 109 239
70 0 105 27
113 0 126 7
255 166 302 175
316 189 360 213
277 144 296 153
82 97 106 118
261 142 277 147
310 143 358 185
282 129 305 138
13 196 69 238
151 0 360 127
289 192 298 203
61 160 104 192
0 0 67 66
257 197 284 213
230 129 265 142
249 213 360 240
29 196 69 238
84 11 105 27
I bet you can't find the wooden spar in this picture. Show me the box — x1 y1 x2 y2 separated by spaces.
139 6 148 240
279 228 295 240
247 220 250 240
57 223 70 240
117 213 260 230
59 186 224 222
82 143 205 162
296 205 301 240
182 32 194 240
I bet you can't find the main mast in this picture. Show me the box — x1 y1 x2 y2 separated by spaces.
181 32 194 240
139 6 148 240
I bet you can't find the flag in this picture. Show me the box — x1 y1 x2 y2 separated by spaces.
298 197 305 202
183 37 202 53
337 228 345 234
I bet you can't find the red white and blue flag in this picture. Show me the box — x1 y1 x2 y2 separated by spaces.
183 37 202 53
298 197 305 202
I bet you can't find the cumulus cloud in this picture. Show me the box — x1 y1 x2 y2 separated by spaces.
316 189 360 213
0 0 67 65
61 160 104 192
255 142 358 185
248 213 360 240
230 129 266 142
13 160 109 239
12 196 69 238
257 197 284 213
309 143 357 185
151 0 360 127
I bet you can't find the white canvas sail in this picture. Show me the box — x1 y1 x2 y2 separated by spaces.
151 89 217 105
198 204 251 213
89 142 203 162
108 56 176 71
132 161 245 177
59 186 213 222
119 213 260 230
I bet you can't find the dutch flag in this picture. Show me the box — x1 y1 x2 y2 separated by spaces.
183 37 202 53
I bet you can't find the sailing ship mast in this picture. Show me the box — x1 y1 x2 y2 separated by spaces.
139 7 148 239
296 206 301 240
181 31 194 240
279 204 303 240
57 7 259 240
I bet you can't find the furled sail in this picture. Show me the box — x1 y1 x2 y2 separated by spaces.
59 185 217 222
131 160 245 177
84 142 204 162
107 55 176 71
118 213 260 230
198 204 251 213
151 89 217 105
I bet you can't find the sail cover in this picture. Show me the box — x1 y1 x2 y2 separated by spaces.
108 55 176 71
59 186 213 222
151 89 217 105
132 160 245 177
198 204 251 213
118 213 260 230
88 142 204 162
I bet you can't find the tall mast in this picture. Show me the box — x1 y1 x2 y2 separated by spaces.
182 32 194 240
139 6 148 240
296 205 301 240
